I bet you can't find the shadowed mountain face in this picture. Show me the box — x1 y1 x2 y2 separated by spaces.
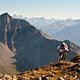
0 13 80 73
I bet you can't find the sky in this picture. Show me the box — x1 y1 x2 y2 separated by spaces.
0 0 80 19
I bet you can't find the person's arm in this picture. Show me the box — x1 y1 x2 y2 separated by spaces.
65 45 69 52
57 46 60 52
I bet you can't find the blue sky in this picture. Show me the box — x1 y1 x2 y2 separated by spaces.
0 0 80 19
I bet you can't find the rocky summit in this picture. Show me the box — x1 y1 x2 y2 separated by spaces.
16 55 80 80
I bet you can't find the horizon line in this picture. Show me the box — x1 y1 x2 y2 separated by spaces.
1 12 80 20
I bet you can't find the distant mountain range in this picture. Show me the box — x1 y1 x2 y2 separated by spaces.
13 14 80 46
55 23 80 46
27 18 80 46
0 13 79 74
13 14 80 33
13 14 55 29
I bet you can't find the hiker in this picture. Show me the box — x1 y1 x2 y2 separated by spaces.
57 42 69 61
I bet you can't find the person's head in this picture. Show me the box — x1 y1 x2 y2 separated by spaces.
61 42 66 47
62 42 66 45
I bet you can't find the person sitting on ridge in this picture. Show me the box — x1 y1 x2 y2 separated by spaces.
57 42 69 61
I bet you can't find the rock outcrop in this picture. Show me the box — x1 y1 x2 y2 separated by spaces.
16 60 80 80
71 54 80 63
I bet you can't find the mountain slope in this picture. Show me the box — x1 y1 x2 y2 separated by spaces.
0 13 80 73
0 42 16 74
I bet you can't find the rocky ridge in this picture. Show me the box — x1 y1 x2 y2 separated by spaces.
15 55 80 80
